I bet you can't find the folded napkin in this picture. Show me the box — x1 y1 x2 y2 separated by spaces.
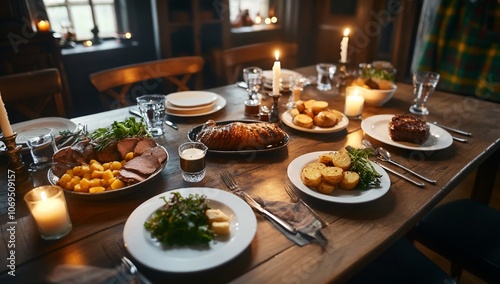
253 196 327 247
46 264 141 284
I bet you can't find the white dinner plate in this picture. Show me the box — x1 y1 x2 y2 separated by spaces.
12 117 77 144
165 100 216 115
281 110 349 133
288 151 391 203
262 69 301 89
165 95 226 117
361 114 453 151
123 187 257 273
167 91 218 108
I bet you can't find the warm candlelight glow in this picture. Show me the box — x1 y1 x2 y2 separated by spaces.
272 50 281 95
265 18 271 24
340 28 350 63
124 32 132 39
271 16 278 23
344 86 364 118
37 20 50 32
83 40 93 47
0 93 14 137
275 50 280 61
343 28 350 37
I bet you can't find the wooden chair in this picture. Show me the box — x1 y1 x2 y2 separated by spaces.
89 56 205 109
0 68 66 121
222 42 298 84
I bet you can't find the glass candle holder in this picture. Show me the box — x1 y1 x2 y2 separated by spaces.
344 86 365 119
24 186 72 240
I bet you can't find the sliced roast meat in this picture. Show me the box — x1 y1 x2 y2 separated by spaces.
95 141 121 162
141 146 168 164
119 169 147 183
122 155 160 176
133 138 157 156
116 137 140 159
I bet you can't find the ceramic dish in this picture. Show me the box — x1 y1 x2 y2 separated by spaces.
187 120 290 153
11 117 77 144
166 95 226 117
361 114 453 151
262 69 301 89
123 187 257 273
287 151 391 203
166 91 218 108
47 146 168 199
165 101 216 115
281 110 349 134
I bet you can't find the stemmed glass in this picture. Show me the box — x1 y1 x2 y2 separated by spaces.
287 75 306 109
243 67 262 100
410 71 440 115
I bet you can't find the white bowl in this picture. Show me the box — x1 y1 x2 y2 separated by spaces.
361 85 397 106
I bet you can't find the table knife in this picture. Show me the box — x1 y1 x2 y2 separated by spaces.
129 108 178 130
375 161 425 188
243 193 297 234
432 122 472 136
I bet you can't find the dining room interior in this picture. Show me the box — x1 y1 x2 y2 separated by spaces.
1 0 499 283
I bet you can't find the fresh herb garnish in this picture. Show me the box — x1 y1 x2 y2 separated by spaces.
144 192 215 246
90 117 150 151
361 67 395 82
345 146 382 190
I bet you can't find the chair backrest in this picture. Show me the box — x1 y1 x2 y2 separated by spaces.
0 68 66 120
89 56 205 108
222 42 298 84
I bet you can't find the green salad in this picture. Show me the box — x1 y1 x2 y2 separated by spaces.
144 192 215 246
346 146 382 190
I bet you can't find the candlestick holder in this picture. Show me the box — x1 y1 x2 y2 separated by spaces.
1 132 29 181
338 61 348 96
270 92 281 123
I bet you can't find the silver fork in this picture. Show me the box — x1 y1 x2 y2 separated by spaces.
220 171 296 234
284 185 327 228
103 239 151 284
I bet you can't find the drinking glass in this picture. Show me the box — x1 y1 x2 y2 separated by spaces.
243 67 262 100
316 63 336 91
26 128 57 169
410 71 440 115
287 75 305 109
137 94 166 136
179 142 208 183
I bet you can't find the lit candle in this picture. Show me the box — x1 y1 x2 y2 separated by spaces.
340 28 350 63
25 186 72 239
37 20 51 32
124 32 132 39
83 40 93 47
0 93 14 137
344 87 364 118
272 50 281 95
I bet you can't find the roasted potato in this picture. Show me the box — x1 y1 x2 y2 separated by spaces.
331 151 352 170
321 166 344 184
339 171 360 190
301 166 322 187
316 180 335 194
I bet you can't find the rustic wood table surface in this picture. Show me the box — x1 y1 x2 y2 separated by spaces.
1 65 499 283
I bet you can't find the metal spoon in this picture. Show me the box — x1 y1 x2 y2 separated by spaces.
376 147 437 184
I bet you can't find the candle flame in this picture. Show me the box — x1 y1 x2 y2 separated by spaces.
343 28 350 37
124 32 132 39
275 50 280 61
41 191 47 201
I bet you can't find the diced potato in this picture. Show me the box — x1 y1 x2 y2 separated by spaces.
102 169 114 181
206 209 230 223
109 161 122 170
65 169 74 178
59 173 72 187
81 164 91 174
89 159 99 165
70 176 81 185
211 221 230 235
124 152 134 161
89 186 105 193
90 162 104 172
89 178 102 187
72 166 83 176
110 179 125 190
91 170 104 179
102 162 110 170
79 178 90 191
74 184 89 193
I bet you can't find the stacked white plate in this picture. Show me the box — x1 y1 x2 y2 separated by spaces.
262 69 301 90
165 91 226 117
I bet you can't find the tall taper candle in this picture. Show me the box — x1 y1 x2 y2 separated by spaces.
272 50 281 95
340 28 350 63
0 93 14 137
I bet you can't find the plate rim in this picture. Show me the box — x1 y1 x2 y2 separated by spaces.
287 151 391 203
123 187 257 272
166 91 218 107
281 110 349 133
48 145 169 199
12 117 77 144
361 114 453 151
166 95 226 117
187 120 290 153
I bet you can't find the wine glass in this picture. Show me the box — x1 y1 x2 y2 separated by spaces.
243 67 262 100
410 71 440 115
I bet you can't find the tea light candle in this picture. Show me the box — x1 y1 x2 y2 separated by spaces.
0 93 14 137
37 20 51 32
344 87 364 118
24 186 72 240
272 50 281 95
340 28 350 63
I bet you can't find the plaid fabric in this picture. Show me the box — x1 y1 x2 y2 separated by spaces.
417 0 500 102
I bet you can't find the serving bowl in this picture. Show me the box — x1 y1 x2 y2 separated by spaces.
361 85 397 106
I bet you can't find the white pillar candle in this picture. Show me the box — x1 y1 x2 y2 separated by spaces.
31 193 71 236
272 50 281 95
340 28 350 63
344 87 364 118
0 93 14 137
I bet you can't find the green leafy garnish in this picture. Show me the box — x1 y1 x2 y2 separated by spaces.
90 117 150 151
144 193 215 246
345 146 382 190
361 67 395 82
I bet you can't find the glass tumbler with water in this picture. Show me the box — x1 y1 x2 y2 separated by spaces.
316 63 337 91
137 94 166 136
243 67 263 100
26 128 57 168
179 142 208 182
410 71 440 115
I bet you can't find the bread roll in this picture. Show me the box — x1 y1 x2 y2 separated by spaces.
314 111 339 128
312 101 329 115
295 100 306 113
293 114 314 128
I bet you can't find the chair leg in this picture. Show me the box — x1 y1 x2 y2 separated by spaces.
471 147 500 204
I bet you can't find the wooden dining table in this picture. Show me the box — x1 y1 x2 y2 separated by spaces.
1 65 499 283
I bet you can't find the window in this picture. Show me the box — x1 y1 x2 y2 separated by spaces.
43 0 117 41
229 0 272 28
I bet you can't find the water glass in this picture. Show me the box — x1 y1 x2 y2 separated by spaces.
316 63 337 91
179 142 208 183
243 67 263 100
287 75 306 109
24 185 72 240
27 128 57 167
137 94 166 136
410 71 440 115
